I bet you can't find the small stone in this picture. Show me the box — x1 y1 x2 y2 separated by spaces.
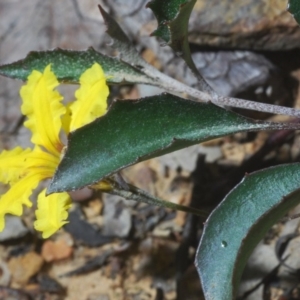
190 0 300 50
83 199 103 219
36 274 64 293
0 216 28 242
0 261 11 286
102 194 131 238
142 48 162 69
8 252 44 285
88 295 110 300
41 238 73 262
158 144 222 172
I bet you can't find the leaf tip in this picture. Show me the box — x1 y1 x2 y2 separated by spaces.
145 1 153 9
98 4 110 28
98 4 105 16
47 177 63 195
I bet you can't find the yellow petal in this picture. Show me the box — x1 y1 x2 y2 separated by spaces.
20 65 66 156
69 63 109 132
34 189 72 238
61 102 72 135
24 146 59 175
0 171 44 231
0 146 31 184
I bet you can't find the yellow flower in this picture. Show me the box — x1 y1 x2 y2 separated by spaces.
0 63 109 238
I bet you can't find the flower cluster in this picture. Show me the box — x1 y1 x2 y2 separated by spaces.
0 63 109 238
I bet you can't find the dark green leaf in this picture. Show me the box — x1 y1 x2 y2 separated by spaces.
288 0 300 25
0 48 156 85
48 94 300 193
196 163 300 300
147 0 193 45
147 0 214 93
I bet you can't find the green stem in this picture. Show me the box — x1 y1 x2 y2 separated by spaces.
93 178 208 218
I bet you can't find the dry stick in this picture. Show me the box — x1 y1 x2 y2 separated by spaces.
141 62 300 118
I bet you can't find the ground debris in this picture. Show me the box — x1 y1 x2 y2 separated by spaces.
64 208 115 247
0 286 31 300
8 251 44 286
41 236 74 262
59 249 113 278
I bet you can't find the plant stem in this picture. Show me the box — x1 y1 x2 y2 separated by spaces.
93 178 208 218
100 3 300 118
141 62 300 118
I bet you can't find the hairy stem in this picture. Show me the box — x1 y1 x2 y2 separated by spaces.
141 62 300 118
93 178 208 217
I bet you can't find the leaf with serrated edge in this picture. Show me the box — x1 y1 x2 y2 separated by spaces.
147 0 188 44
47 94 300 193
147 0 213 93
196 163 300 300
0 48 156 85
288 0 300 25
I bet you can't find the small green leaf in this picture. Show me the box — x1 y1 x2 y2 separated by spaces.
196 163 300 300
147 0 193 45
147 0 214 93
288 0 300 25
0 48 156 85
48 94 300 193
